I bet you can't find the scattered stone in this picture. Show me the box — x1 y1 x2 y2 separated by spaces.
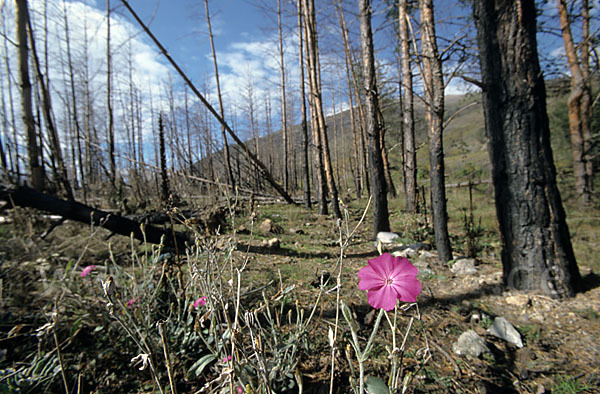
236 224 250 234
505 294 531 307
376 231 399 244
452 330 489 357
259 219 283 234
289 228 305 235
450 258 477 275
419 250 437 259
393 248 417 258
487 317 523 348
261 238 280 249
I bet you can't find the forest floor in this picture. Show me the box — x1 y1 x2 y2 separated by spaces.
0 196 599 393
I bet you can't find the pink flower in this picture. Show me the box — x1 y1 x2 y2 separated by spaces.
358 253 421 311
193 296 207 308
127 298 137 308
80 265 96 278
236 386 244 394
222 355 232 363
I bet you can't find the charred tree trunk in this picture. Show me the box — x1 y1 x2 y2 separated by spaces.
474 0 582 298
0 184 189 250
420 0 452 262
399 0 417 213
106 0 117 193
302 0 342 219
297 0 311 209
15 0 44 190
359 0 390 235
278 0 289 192
158 114 170 207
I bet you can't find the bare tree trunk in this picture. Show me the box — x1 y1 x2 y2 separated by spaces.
297 0 312 209
335 0 362 198
474 0 582 297
580 0 593 196
399 0 417 213
2 10 19 180
302 0 341 219
204 0 235 190
26 11 74 200
62 0 86 201
15 0 44 191
106 0 117 193
377 108 396 197
158 114 170 207
277 0 290 192
301 0 328 215
420 0 452 262
359 0 390 235
557 0 592 205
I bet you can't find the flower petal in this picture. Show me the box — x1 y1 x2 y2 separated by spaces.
366 285 398 311
367 253 394 278
358 264 384 290
391 278 422 302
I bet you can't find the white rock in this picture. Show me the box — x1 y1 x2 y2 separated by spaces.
451 258 477 275
487 317 523 348
376 231 399 244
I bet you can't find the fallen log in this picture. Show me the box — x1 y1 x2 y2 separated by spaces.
0 184 190 251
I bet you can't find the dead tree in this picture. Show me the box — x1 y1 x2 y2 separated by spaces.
420 0 452 262
359 0 390 235
474 0 582 297
15 0 44 191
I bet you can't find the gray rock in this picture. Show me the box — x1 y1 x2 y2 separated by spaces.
450 258 477 275
452 330 489 357
487 317 523 348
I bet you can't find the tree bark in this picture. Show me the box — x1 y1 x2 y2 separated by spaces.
277 0 289 192
399 0 417 213
420 0 452 262
359 0 390 236
297 0 312 209
474 0 582 298
302 0 341 218
106 0 117 193
16 0 44 191
557 0 592 205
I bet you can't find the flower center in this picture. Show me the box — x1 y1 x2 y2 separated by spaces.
384 277 394 286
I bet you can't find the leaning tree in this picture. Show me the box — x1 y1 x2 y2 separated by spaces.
473 0 582 298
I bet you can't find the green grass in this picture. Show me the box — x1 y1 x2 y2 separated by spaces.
552 375 593 394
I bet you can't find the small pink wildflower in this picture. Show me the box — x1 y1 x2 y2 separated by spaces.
127 298 137 308
236 386 244 394
193 296 207 308
358 253 421 311
80 265 96 278
222 355 232 363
